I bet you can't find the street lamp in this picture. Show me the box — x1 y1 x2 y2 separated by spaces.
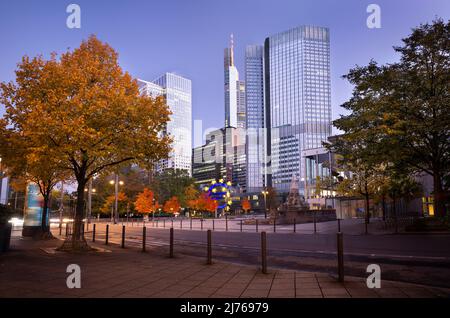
109 175 124 224
261 189 269 219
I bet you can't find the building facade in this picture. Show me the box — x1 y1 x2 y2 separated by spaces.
138 73 192 174
224 35 246 129
245 45 267 193
192 127 246 192
265 25 332 194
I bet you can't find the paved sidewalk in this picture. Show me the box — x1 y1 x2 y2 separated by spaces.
0 237 449 298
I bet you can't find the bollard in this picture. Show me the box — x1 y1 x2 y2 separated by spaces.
169 227 174 258
121 225 125 248
180 219 183 229
92 224 96 242
313 212 317 234
294 219 296 233
273 218 276 233
105 224 109 245
225 214 228 232
338 218 341 232
240 220 243 232
81 222 85 237
163 219 166 228
213 219 215 231
190 218 192 230
201 219 204 230
206 230 212 265
171 219 174 228
59 223 62 236
256 219 259 233
337 232 344 282
142 226 146 252
65 222 68 237
156 220 159 228
261 231 267 274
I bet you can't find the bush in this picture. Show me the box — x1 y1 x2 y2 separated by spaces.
0 204 14 225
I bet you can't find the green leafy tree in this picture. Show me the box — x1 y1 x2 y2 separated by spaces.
331 19 449 217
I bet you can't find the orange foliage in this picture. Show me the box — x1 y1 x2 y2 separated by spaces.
163 196 181 214
241 198 251 213
134 188 159 215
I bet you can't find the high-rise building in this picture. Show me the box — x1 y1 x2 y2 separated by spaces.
192 127 246 192
245 25 332 194
224 34 246 129
245 45 266 193
138 73 192 174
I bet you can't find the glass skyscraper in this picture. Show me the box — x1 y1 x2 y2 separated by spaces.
267 25 331 193
138 73 192 174
245 25 331 194
224 35 246 129
245 45 266 193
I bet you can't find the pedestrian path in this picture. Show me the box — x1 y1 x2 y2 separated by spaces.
0 237 449 298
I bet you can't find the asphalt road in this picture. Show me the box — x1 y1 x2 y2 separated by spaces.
75 222 450 288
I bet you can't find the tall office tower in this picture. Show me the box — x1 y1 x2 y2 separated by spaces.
192 127 246 191
245 45 266 193
224 34 246 128
138 73 192 175
265 25 332 193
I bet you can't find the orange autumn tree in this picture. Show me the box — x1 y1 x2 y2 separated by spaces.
101 192 128 215
163 196 181 215
241 198 251 213
0 36 171 251
134 188 159 218
204 194 219 214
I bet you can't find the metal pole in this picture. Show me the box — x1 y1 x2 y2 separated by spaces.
273 218 276 233
261 231 267 274
213 219 215 231
225 214 228 232
256 219 259 232
240 220 242 232
206 230 212 265
65 222 68 237
88 178 92 224
294 219 296 233
180 219 182 229
163 219 165 228
59 182 64 231
313 212 317 234
142 226 146 252
169 227 174 258
201 219 203 231
121 225 125 248
338 218 341 232
105 224 109 245
337 232 344 282
114 173 119 224
92 223 96 242
190 217 192 230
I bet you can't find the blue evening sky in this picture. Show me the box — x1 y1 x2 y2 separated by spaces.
1 0 449 141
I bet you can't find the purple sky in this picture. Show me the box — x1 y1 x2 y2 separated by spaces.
1 0 449 137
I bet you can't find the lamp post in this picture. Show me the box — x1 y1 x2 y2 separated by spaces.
261 189 269 219
109 175 124 224
85 180 96 224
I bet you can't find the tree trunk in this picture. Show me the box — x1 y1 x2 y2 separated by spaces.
393 194 398 234
433 171 446 218
381 194 386 221
57 176 92 252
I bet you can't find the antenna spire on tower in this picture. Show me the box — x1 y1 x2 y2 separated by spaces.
230 33 234 66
